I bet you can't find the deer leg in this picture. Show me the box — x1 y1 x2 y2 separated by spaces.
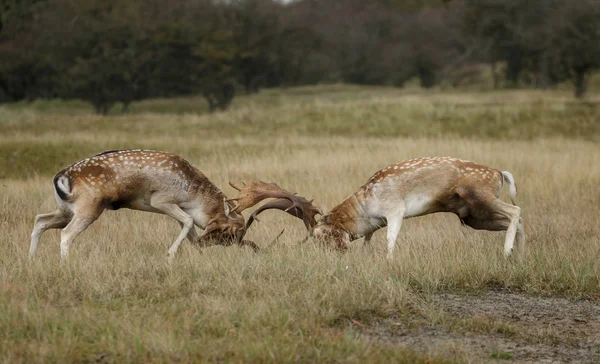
463 199 521 258
60 211 102 260
151 202 194 264
30 210 71 258
486 199 521 258
516 217 525 256
385 205 406 260
178 222 200 244
502 205 522 258
177 222 210 254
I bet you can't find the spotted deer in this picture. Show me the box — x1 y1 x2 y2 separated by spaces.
30 150 301 262
240 157 525 259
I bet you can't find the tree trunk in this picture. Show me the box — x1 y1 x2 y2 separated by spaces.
491 62 500 89
245 76 263 95
537 59 554 89
204 93 217 113
93 101 112 115
574 68 587 98
505 50 523 86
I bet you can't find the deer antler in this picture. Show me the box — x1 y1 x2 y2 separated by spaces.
226 181 298 213
246 198 321 231
227 180 322 230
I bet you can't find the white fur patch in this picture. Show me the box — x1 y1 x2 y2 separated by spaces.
403 193 434 217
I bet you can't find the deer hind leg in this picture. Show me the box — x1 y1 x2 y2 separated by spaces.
30 210 72 258
385 204 406 260
151 201 194 264
462 198 521 258
516 217 525 255
60 207 103 260
502 204 521 257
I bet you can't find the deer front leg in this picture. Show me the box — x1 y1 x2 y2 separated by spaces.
152 201 194 264
385 205 406 260
177 221 201 246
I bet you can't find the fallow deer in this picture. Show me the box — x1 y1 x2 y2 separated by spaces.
29 150 304 262
239 157 525 259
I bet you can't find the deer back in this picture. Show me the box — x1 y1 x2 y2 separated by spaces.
360 157 504 217
55 150 227 214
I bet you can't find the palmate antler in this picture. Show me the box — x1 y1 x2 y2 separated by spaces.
226 181 322 231
246 197 321 231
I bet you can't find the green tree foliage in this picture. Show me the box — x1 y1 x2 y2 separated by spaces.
0 0 241 112
543 0 600 97
230 0 282 93
1 0 599 109
463 0 600 97
0 0 56 102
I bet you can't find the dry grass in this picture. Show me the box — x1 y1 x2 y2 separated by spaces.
1 86 599 363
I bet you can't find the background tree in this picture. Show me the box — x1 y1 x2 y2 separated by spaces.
542 0 600 97
1 0 599 110
0 0 56 102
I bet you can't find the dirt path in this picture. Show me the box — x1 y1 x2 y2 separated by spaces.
363 292 600 363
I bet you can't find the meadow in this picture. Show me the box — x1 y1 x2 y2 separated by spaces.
1 85 599 363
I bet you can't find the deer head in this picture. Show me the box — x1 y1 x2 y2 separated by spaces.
196 199 250 249
225 181 352 250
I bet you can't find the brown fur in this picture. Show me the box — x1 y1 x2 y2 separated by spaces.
30 150 259 261
314 157 523 258
253 156 523 259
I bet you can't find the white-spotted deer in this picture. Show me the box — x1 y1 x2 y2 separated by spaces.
30 150 304 263
240 157 525 259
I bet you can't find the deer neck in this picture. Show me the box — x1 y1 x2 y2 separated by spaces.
327 194 365 240
187 176 230 220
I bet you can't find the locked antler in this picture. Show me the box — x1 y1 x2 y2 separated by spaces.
227 181 321 230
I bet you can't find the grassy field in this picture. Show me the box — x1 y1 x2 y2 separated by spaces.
1 85 599 363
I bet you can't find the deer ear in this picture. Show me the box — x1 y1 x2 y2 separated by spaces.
223 198 232 217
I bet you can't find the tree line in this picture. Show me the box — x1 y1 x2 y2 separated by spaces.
1 0 599 113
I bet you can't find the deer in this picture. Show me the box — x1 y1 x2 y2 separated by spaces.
29 149 308 263
235 156 525 259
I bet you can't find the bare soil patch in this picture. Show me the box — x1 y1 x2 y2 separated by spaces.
363 292 600 363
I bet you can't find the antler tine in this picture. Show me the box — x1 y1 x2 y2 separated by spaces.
226 180 299 213
246 199 295 229
226 180 321 231
245 197 321 231
307 199 323 215
229 181 243 191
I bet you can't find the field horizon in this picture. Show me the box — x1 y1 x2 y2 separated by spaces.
1 85 599 363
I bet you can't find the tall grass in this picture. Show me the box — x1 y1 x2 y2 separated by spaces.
1 86 599 362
